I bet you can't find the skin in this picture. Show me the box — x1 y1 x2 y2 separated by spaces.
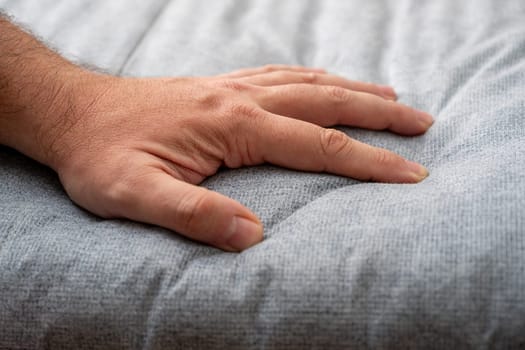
0 15 433 252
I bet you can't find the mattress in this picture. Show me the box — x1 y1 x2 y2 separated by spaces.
1 0 525 349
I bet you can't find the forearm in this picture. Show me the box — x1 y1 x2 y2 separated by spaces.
0 14 91 170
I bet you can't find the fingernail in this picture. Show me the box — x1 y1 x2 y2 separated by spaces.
418 111 434 127
226 216 263 251
405 160 429 182
379 85 397 100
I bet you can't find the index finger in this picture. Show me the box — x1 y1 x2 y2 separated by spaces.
242 112 429 183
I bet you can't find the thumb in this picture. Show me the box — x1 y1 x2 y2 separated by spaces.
118 172 263 251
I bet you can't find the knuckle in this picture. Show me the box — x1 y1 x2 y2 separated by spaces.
262 64 281 72
178 192 214 233
279 84 304 99
274 71 292 81
193 90 223 110
301 72 319 84
96 161 155 217
389 102 405 120
216 79 251 92
323 85 351 104
104 180 127 203
219 103 265 167
227 102 263 120
374 148 394 166
101 177 134 216
319 129 352 158
220 102 265 136
218 103 266 168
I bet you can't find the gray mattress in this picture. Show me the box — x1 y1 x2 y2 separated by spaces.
1 1 525 349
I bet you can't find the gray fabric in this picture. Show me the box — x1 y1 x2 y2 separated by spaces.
1 0 525 348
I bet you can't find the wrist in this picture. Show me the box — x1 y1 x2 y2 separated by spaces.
0 65 112 171
0 16 117 172
34 67 104 171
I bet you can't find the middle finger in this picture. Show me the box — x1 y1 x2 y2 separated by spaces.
253 84 434 136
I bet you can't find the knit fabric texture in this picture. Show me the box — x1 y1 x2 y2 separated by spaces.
1 0 524 349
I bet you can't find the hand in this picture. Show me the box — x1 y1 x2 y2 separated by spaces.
42 65 433 252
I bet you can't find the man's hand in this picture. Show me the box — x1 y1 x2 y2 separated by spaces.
0 17 433 252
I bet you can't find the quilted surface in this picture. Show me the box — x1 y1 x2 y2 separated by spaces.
1 1 525 349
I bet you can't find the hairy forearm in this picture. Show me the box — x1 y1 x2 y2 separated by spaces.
0 14 92 169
